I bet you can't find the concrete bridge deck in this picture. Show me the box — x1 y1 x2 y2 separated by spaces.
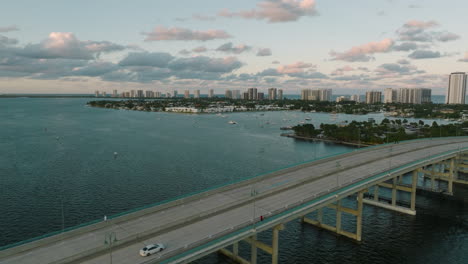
1 137 468 264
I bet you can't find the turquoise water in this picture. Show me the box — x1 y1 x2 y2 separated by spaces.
0 98 467 264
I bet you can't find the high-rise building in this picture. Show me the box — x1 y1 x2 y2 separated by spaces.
350 94 360 102
232 90 241 99
137 90 144 98
446 72 467 104
268 88 277 100
421 88 431 103
102 92 107 97
112 90 118 98
397 88 431 104
384 88 397 103
172 90 178 98
145 90 153 98
155 91 162 98
257 92 264 100
194 90 200 99
184 90 190 99
130 90 136 98
208 89 214 98
248 88 258 100
319 89 332 101
242 92 249 100
365 91 382 104
95 91 99 97
301 89 329 101
225 89 233 99
278 89 283 100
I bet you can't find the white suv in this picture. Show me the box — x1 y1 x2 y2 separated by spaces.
139 243 165 257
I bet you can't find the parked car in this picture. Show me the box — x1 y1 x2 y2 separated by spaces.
139 243 165 257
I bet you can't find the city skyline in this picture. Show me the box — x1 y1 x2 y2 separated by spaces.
1 1 468 94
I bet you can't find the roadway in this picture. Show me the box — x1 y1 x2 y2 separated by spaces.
1 137 467 264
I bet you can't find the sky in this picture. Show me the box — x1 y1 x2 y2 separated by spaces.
0 0 467 95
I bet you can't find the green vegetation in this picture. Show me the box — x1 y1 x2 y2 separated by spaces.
292 118 468 145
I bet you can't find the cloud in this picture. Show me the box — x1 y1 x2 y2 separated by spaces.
0 35 18 46
330 38 394 62
70 62 119 77
192 46 208 53
392 42 419 51
218 0 318 23
0 25 19 33
435 31 460 42
257 61 322 79
143 26 231 41
192 14 216 21
397 59 410 64
178 49 191 55
272 60 280 64
376 63 424 75
257 48 272 56
408 50 441 59
408 4 422 8
277 61 315 74
12 32 127 60
216 42 251 54
458 52 468 62
168 56 243 73
119 52 174 67
397 20 459 43
331 65 355 75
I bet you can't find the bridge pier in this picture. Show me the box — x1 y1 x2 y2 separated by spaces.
302 190 365 241
363 170 418 215
219 224 284 264
420 157 468 194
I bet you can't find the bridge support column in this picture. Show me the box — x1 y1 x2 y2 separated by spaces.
302 190 365 241
222 224 284 264
363 173 417 215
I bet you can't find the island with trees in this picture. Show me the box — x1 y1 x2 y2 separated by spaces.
287 118 468 147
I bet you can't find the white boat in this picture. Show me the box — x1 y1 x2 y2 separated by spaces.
228 121 237 124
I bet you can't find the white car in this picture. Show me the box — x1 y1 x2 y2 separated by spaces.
139 243 165 257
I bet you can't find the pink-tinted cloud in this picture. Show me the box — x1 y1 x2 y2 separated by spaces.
331 65 355 75
404 20 438 29
143 26 231 41
216 42 251 54
277 61 315 74
15 32 127 60
219 0 318 23
330 38 394 62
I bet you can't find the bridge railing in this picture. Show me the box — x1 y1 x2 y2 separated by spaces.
159 145 468 264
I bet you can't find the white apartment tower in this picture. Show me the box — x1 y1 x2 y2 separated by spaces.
194 90 200 99
278 89 283 100
232 90 241 99
268 88 277 100
446 72 467 104
208 89 214 98
384 88 397 103
319 89 332 101
184 90 190 99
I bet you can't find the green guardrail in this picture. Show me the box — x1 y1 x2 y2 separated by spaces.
1 137 467 252
160 145 468 264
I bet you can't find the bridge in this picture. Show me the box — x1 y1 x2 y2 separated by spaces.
1 137 468 264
